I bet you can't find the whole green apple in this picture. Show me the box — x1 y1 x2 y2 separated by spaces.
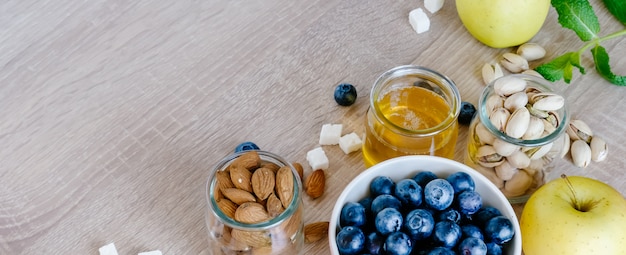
520 175 626 255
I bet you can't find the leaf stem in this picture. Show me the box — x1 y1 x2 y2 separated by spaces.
578 28 626 54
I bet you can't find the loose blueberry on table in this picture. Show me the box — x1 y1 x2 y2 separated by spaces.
458 101 476 125
334 83 357 106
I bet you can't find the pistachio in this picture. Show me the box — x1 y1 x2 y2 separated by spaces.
495 160 517 181
494 76 527 96
589 136 608 162
473 165 504 189
504 92 528 112
521 69 543 78
525 142 553 160
560 133 571 158
571 140 592 168
567 119 593 143
522 116 545 140
526 103 549 119
503 170 533 197
489 107 510 132
544 111 562 130
506 107 531 139
531 93 565 111
482 63 496 85
493 139 520 157
486 94 504 114
516 43 546 61
499 53 530 73
476 145 505 167
524 159 544 176
506 150 531 169
475 122 496 145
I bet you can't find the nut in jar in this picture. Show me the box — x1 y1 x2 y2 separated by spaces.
465 74 569 203
206 150 304 254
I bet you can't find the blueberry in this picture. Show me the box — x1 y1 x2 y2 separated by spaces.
458 237 487 255
458 101 476 125
374 208 403 235
484 216 514 244
437 208 461 224
485 242 503 255
340 202 367 228
336 226 365 255
461 224 484 240
383 232 413 255
234 141 259 153
424 179 455 211
365 231 385 255
446 172 475 194
432 220 462 248
370 176 395 197
472 206 502 228
334 83 357 106
371 194 402 216
456 190 482 216
403 209 435 240
359 197 374 219
412 171 438 187
394 179 423 208
426 247 455 255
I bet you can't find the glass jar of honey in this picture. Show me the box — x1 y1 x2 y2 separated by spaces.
362 65 461 167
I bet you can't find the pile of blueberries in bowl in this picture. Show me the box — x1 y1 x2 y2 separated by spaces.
328 155 521 255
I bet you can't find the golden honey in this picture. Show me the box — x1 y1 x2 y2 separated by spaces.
362 66 460 167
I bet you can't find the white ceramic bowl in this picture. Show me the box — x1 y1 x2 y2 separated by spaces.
328 155 522 255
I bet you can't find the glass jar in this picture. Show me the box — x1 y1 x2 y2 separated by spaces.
362 65 461 167
464 74 569 203
205 150 304 254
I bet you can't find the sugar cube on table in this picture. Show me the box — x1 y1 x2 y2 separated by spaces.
138 250 163 255
409 8 430 34
319 123 343 145
425 0 445 14
339 132 363 154
99 243 118 255
306 147 329 170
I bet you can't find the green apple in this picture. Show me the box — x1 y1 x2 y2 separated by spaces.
520 175 626 255
456 0 550 48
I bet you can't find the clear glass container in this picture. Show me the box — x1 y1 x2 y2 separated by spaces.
205 150 304 254
362 65 461 167
464 74 569 203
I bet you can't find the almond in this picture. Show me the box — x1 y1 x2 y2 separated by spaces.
222 188 256 205
305 169 325 199
216 170 235 192
217 198 238 219
232 151 261 170
292 162 304 181
234 202 270 224
251 167 275 200
275 166 294 208
260 162 280 173
231 229 271 248
304 221 330 243
230 165 253 192
266 193 284 217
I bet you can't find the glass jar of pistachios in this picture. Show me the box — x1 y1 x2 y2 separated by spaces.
464 74 570 203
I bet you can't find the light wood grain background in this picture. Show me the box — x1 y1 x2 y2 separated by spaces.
1 0 625 254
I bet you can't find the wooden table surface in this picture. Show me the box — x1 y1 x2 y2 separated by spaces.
2 0 625 254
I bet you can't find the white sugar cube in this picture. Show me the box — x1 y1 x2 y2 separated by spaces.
319 124 343 145
339 132 363 154
139 250 162 255
306 147 329 170
99 243 119 255
425 0 445 14
409 8 430 34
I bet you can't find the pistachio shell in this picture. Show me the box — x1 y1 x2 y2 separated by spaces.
571 140 591 168
493 139 520 157
589 136 608 162
473 165 504 189
526 103 549 119
495 160 517 181
489 107 510 132
506 107 531 139
560 133 571 158
521 69 543 78
499 53 530 73
494 76 527 96
503 170 532 197
531 93 565 111
476 145 505 167
506 150 531 169
486 94 504 114
522 116 545 140
567 119 593 143
525 142 553 160
475 122 496 145
504 92 528 112
516 43 546 61
482 63 496 85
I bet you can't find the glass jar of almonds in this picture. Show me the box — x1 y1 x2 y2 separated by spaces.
205 150 304 254
464 74 570 203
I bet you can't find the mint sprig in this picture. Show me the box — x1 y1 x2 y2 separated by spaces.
536 0 626 86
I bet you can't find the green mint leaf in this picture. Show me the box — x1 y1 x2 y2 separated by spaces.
591 45 626 86
603 0 626 26
535 52 585 83
551 0 601 41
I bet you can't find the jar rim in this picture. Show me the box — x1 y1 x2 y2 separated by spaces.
478 74 569 146
370 65 461 136
205 150 302 230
